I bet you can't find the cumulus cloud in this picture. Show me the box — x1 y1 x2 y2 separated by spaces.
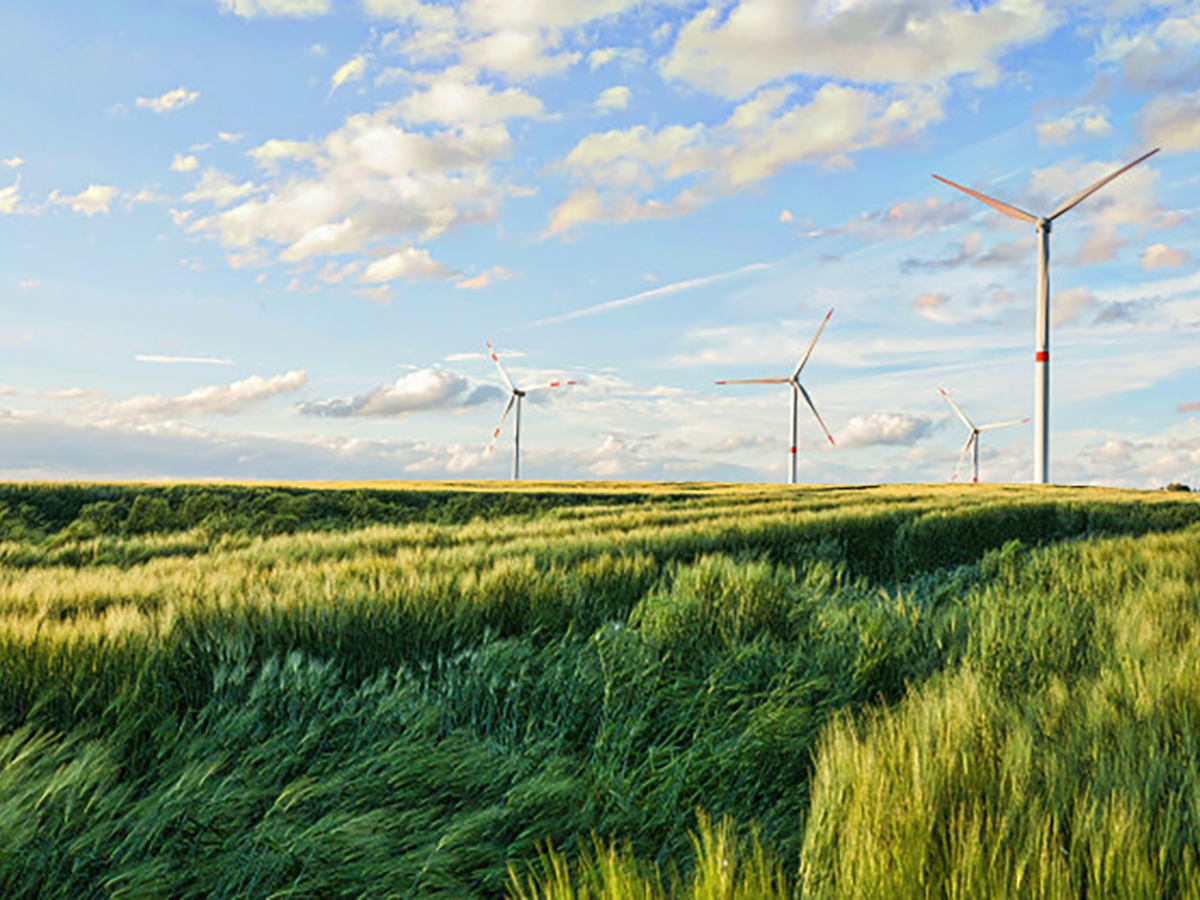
902 231 1033 273
708 434 778 454
136 87 200 114
456 265 513 290
1141 242 1188 270
1137 89 1200 152
1052 285 1098 326
299 367 501 418
187 106 516 270
183 169 260 207
395 71 545 126
1095 9 1200 92
103 371 307 422
217 0 330 17
594 85 631 112
49 184 119 217
837 412 934 448
828 197 971 241
1037 105 1113 145
2 157 23 168
359 247 450 283
0 179 20 215
550 82 946 233
171 153 199 173
661 0 1060 97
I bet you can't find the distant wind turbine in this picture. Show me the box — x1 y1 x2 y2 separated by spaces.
486 342 576 481
716 309 836 485
932 147 1159 485
939 387 1029 484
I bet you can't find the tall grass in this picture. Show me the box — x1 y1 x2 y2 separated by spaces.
0 482 1195 896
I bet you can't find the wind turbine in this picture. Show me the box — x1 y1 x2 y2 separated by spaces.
716 309 836 485
932 147 1159 485
485 341 576 481
939 387 1029 484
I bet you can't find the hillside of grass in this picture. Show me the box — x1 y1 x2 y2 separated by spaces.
1 482 1198 898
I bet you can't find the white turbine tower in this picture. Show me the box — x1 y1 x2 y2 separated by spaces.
485 342 576 481
939 387 1029 484
716 309 836 485
932 147 1159 485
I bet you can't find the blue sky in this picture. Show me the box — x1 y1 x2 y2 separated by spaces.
1 0 1197 486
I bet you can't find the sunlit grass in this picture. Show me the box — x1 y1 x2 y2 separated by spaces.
0 482 1197 896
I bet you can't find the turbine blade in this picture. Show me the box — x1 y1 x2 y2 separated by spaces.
978 417 1031 431
486 341 516 392
523 379 579 393
931 174 1038 223
794 308 834 378
797 383 836 446
951 433 975 483
938 387 976 431
486 394 517 452
1047 148 1160 222
715 377 790 385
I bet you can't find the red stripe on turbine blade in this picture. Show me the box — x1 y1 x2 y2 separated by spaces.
715 381 728 385
549 382 560 386
566 381 577 385
828 435 836 446
789 446 796 453
1036 351 1049 362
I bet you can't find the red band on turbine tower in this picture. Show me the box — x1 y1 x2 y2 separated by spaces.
1035 351 1049 362
789 446 797 454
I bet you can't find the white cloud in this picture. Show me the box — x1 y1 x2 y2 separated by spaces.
218 131 242 144
396 71 545 126
662 0 1060 98
49 184 119 217
1 157 22 169
0 180 19 214
460 28 581 79
1052 285 1099 327
248 139 319 170
135 355 235 365
1036 105 1113 146
594 85 631 112
1142 242 1189 269
1095 10 1200 91
837 412 934 448
217 0 330 17
104 370 307 422
456 265 513 290
171 153 199 173
330 55 368 94
17 279 41 290
188 107 515 270
550 82 946 232
183 169 260 207
827 197 971 242
136 87 200 114
778 209 793 223
300 367 501 417
1138 89 1200 152
359 246 450 283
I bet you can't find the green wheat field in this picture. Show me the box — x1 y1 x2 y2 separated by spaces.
1 480 1199 898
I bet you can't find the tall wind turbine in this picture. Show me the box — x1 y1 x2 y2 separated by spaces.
939 387 1029 484
932 148 1159 485
716 309 836 485
486 342 576 481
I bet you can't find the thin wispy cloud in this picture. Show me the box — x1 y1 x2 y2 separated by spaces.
135 355 235 365
529 262 772 328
